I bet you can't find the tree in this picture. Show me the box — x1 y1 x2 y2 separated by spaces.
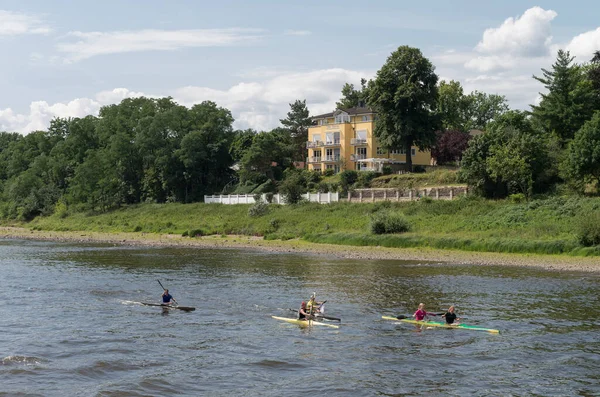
466 91 509 130
280 100 312 162
336 79 367 108
530 49 596 144
438 80 470 131
366 46 439 171
459 126 553 198
238 129 292 184
431 130 471 165
564 111 600 192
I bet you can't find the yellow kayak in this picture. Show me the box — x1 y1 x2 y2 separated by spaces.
272 316 339 329
382 316 499 334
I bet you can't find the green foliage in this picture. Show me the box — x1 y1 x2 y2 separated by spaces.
188 228 205 237
366 46 439 171
531 50 597 144
509 193 526 203
323 169 335 177
336 79 368 108
563 111 600 192
356 171 379 188
459 127 554 198
339 170 358 191
279 99 312 162
577 212 600 246
279 170 306 204
248 201 270 217
369 211 410 234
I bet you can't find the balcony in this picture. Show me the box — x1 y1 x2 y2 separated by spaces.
351 138 367 146
323 155 340 162
323 140 341 147
306 140 324 149
350 154 367 161
306 156 322 164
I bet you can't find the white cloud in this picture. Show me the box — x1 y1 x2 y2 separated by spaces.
56 28 265 62
1 69 370 134
565 27 600 62
475 7 557 56
0 10 52 36
284 29 311 36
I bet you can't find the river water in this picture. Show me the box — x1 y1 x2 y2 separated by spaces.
1 239 599 396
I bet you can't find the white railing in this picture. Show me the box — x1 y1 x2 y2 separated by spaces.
351 138 367 145
324 155 340 162
324 140 341 146
350 154 367 161
306 156 322 163
306 141 324 148
204 192 339 205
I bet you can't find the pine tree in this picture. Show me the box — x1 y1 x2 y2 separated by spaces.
280 100 312 162
530 50 596 144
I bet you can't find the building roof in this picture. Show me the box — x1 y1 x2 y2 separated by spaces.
311 106 375 119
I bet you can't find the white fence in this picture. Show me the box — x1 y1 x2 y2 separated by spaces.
204 192 339 205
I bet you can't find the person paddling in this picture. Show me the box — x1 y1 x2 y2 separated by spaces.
306 293 323 316
413 303 436 321
442 305 461 325
298 301 310 320
162 289 178 306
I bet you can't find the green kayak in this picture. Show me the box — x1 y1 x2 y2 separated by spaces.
382 316 499 334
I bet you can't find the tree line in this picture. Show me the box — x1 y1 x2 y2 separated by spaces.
1 46 600 219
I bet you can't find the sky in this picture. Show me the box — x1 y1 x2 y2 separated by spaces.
1 0 599 134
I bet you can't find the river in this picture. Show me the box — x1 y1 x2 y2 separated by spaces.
1 239 599 396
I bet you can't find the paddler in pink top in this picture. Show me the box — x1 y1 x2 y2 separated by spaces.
413 303 436 321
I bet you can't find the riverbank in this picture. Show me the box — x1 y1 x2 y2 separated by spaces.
2 226 599 273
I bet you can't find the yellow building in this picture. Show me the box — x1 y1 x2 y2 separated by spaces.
306 107 432 173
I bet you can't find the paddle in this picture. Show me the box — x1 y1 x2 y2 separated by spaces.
157 279 178 305
287 308 341 322
396 312 445 320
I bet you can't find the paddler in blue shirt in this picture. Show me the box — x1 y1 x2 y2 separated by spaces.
161 289 178 305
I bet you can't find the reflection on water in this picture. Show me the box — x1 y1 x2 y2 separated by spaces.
0 238 599 396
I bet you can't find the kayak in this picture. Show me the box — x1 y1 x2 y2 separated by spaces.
382 316 499 334
271 316 339 329
141 302 196 312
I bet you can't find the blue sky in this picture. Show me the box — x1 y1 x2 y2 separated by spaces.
1 0 599 133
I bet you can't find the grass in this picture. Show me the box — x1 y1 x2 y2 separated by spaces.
369 168 461 189
4 195 600 256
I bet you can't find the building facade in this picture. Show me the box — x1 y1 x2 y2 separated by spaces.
306 107 432 173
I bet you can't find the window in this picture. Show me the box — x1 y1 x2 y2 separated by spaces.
313 150 321 158
356 147 367 159
361 115 370 122
335 113 350 123
356 130 367 140
326 164 334 170
326 132 340 145
313 134 321 142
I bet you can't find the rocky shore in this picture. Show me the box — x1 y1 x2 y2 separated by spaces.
1 226 598 273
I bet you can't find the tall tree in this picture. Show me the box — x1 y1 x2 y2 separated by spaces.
466 91 509 130
530 49 596 144
366 46 439 171
280 99 311 162
336 78 367 108
438 80 470 131
564 111 600 193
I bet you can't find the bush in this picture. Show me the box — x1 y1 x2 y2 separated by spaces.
339 170 359 188
413 165 426 173
577 213 600 247
509 193 526 203
382 166 393 175
188 228 205 237
323 169 335 176
248 201 269 217
370 211 410 234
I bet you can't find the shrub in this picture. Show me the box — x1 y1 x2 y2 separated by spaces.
133 225 143 232
509 193 526 203
323 169 335 176
577 213 600 247
370 211 410 234
248 201 269 217
382 166 393 175
413 165 426 173
188 228 204 237
339 170 359 189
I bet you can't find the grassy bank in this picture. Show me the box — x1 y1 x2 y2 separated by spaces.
4 195 600 256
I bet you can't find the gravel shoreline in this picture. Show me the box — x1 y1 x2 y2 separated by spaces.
1 226 599 273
